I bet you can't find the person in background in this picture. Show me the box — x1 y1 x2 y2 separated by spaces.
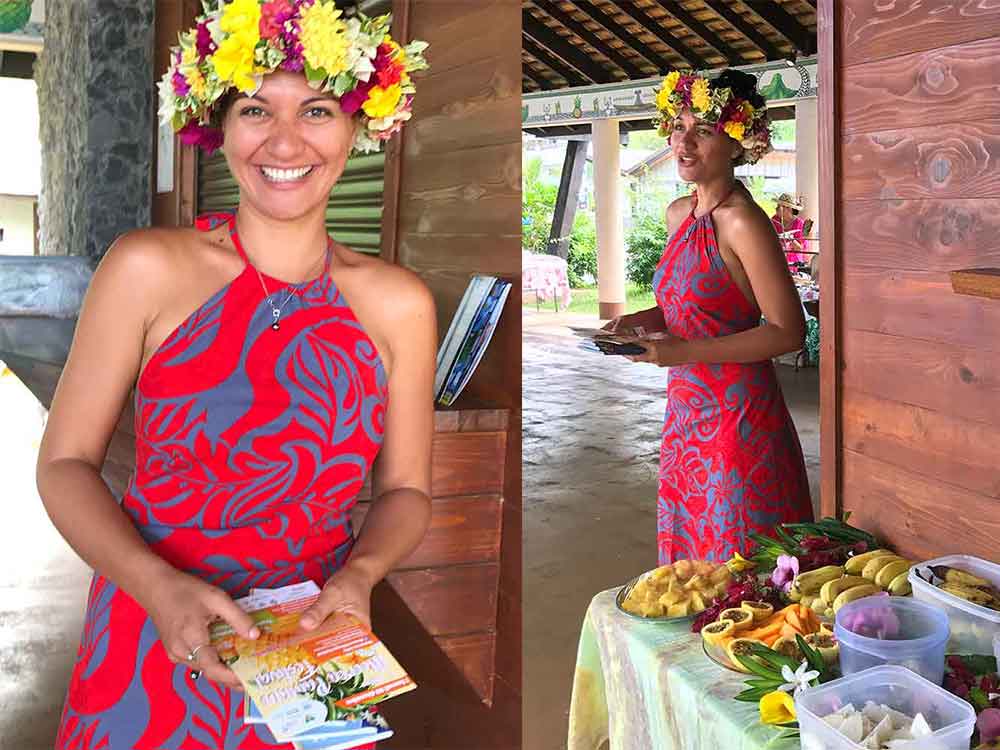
771 193 808 267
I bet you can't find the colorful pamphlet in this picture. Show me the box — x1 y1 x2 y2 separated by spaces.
216 582 412 746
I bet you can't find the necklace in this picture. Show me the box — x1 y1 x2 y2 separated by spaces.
237 223 330 332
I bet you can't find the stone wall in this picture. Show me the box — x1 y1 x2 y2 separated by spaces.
34 0 154 259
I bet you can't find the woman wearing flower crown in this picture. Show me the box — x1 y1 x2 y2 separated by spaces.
36 2 431 748
606 69 813 565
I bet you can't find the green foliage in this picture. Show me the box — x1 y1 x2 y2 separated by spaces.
522 156 558 254
625 209 668 287
566 210 597 287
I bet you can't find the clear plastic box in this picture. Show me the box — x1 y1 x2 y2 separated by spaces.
834 596 949 685
796 665 975 750
908 554 1000 655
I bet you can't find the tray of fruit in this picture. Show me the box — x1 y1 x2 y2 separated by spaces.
616 559 732 621
788 550 917 620
701 601 839 673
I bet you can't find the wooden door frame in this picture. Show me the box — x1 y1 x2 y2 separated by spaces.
817 0 840 519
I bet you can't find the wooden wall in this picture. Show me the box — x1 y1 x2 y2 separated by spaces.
380 0 522 744
827 2 1000 560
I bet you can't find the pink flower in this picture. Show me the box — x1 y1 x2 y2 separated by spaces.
339 80 374 115
770 554 799 593
260 0 293 40
978 708 1000 743
195 22 216 60
178 122 224 154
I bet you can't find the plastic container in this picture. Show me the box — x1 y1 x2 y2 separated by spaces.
796 665 976 750
909 554 1000 655
834 596 949 684
994 630 1000 667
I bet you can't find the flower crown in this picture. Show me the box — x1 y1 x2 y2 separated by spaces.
653 70 772 165
157 0 429 155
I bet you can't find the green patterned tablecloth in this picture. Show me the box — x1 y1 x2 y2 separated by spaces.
568 589 800 750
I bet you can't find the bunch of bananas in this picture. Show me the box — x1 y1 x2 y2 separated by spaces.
924 565 1000 612
789 549 915 618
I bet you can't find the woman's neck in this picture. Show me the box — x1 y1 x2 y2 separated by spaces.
694 174 738 216
234 203 331 282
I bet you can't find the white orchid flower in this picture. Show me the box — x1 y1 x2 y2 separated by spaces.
779 660 820 696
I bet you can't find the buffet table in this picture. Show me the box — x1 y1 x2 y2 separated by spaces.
567 588 797 750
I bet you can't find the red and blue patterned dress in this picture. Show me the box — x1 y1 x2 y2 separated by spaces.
652 192 812 565
56 211 386 749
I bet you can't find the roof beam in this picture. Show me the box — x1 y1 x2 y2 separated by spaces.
639 3 741 66
522 63 554 91
701 0 784 61
523 37 591 88
752 1 815 56
584 2 706 71
535 0 648 79
522 12 616 84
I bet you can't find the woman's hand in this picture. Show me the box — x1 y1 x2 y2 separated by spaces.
623 332 687 368
602 312 642 334
298 564 375 632
143 569 260 690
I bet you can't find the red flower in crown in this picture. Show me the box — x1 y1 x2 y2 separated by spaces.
195 21 216 60
374 42 405 88
260 0 294 41
339 79 374 115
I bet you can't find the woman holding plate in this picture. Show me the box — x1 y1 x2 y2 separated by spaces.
605 69 813 565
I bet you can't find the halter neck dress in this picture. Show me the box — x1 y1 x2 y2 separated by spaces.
56 211 386 750
651 189 813 564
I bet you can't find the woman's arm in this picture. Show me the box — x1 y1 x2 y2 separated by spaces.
36 232 257 687
631 205 805 366
300 271 436 630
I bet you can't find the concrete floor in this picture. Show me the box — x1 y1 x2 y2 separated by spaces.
0 362 91 750
521 311 820 750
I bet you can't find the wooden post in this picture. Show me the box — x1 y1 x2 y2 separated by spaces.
547 138 586 259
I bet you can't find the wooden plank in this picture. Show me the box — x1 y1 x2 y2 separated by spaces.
435 632 496 705
842 199 1000 273
842 1 1000 67
407 56 520 159
397 143 520 238
843 389 1000 500
410 0 520 77
841 449 1000 562
351 495 502 569
843 267 1000 354
818 0 840 519
842 36 1000 135
431 431 506 497
842 329 1000 428
951 268 1000 300
398 236 521 278
842 122 1000 201
385 563 499 636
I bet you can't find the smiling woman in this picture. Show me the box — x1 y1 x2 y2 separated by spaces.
34 3 435 749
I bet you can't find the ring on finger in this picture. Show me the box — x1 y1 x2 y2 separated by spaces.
186 643 207 662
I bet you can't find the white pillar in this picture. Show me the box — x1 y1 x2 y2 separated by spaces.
795 98 819 241
593 118 626 320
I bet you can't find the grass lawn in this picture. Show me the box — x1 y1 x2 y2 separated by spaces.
524 284 656 317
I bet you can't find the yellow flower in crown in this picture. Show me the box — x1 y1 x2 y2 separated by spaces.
299 0 351 77
212 0 262 92
691 77 711 113
662 71 680 95
724 120 746 141
363 83 403 118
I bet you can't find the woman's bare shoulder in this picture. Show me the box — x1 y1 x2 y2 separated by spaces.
332 244 433 314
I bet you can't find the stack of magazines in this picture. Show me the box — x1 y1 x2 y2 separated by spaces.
435 275 512 406
209 581 415 749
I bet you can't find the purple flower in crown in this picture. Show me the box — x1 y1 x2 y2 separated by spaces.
195 21 216 60
172 68 190 97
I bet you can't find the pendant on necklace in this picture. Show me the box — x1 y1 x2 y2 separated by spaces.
271 308 281 331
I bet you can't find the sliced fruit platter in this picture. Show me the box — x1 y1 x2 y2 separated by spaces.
702 601 839 673
789 550 917 620
617 558 733 620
